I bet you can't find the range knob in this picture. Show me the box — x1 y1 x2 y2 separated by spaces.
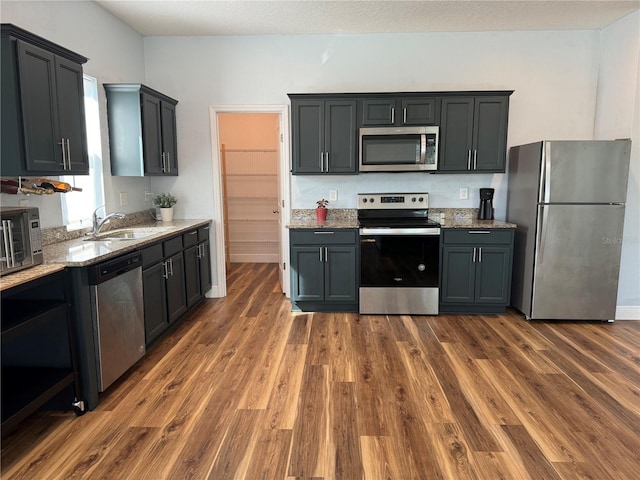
418 197 424 202
412 197 417 202
362 198 367 203
370 198 375 203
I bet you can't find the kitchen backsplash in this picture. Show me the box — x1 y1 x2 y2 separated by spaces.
41 209 156 246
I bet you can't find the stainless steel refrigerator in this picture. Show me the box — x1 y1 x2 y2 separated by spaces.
506 140 631 321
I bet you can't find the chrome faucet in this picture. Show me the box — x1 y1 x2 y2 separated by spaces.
91 205 125 236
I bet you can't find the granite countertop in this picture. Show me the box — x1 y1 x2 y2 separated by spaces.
0 263 66 293
287 208 516 229
43 219 211 267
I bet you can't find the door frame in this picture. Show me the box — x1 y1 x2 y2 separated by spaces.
209 105 291 297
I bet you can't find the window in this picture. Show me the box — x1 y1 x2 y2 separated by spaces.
61 74 105 230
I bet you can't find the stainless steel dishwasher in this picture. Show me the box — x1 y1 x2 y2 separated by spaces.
88 251 145 391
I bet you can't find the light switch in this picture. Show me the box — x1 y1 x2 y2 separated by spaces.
120 192 128 207
460 188 468 200
329 189 338 202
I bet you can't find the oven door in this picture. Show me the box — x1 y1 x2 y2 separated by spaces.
359 227 440 314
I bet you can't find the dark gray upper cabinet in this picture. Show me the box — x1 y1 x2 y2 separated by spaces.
439 95 510 173
104 83 178 176
1 24 89 176
290 97 357 174
361 97 439 126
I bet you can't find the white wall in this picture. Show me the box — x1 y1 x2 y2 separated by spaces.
143 29 601 292
0 0 149 226
594 11 640 311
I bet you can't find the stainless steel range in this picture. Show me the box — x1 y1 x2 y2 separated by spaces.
358 193 441 315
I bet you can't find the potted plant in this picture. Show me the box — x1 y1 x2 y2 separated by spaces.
154 192 177 222
316 198 329 223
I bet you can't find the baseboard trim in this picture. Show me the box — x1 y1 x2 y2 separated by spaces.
206 285 223 298
615 306 640 320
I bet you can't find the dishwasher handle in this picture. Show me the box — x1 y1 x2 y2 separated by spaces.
87 252 143 285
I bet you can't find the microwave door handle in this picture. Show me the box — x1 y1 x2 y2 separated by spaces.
419 134 427 164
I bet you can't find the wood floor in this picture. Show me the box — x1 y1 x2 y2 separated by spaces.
2 263 640 479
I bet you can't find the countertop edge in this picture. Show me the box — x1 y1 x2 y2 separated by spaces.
0 264 67 293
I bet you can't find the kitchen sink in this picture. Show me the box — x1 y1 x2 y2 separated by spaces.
85 227 176 241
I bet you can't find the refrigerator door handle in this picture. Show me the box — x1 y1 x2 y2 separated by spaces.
537 205 549 264
542 142 552 203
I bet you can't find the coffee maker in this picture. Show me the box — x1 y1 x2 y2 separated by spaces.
478 188 494 220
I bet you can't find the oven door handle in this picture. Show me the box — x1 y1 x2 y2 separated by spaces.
360 227 440 236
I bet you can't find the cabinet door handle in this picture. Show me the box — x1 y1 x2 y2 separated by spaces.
163 261 169 279
166 152 171 173
59 138 67 170
161 152 167 173
324 247 328 262
468 230 490 234
188 231 197 236
391 107 395 124
319 247 323 262
314 231 334 234
168 258 174 276
66 139 72 168
403 107 407 124
473 150 478 170
467 150 472 170
325 152 329 172
472 247 477 263
478 247 482 263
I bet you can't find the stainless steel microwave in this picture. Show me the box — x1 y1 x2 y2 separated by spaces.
359 126 439 172
0 206 43 276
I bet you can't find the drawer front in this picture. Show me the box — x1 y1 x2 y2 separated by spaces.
141 243 163 268
198 225 211 242
290 229 357 245
183 229 199 248
163 235 184 257
442 229 514 245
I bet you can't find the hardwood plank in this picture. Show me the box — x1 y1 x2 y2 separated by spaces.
207 409 265 479
328 382 362 480
287 313 312 344
441 343 520 426
360 436 402 480
499 424 562 480
288 364 329 478
3 264 640 480
244 428 292 480
475 359 585 463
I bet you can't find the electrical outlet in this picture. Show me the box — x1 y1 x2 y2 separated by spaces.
19 199 29 207
460 188 468 200
144 191 154 203
329 189 338 202
119 192 128 207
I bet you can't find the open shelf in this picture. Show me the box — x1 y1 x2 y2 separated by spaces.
1 300 68 341
1 367 75 433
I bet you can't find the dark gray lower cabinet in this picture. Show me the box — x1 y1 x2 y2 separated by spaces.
141 228 214 346
142 261 168 344
290 229 358 312
440 228 514 313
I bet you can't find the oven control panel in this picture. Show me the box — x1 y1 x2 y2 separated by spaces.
357 193 429 209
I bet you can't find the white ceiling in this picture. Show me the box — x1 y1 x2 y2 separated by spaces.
94 0 640 37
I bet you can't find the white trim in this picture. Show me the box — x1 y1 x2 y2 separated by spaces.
208 105 291 298
615 306 640 320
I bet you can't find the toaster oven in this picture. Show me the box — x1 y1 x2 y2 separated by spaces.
0 206 43 275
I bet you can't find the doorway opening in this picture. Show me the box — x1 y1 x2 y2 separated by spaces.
210 106 291 298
